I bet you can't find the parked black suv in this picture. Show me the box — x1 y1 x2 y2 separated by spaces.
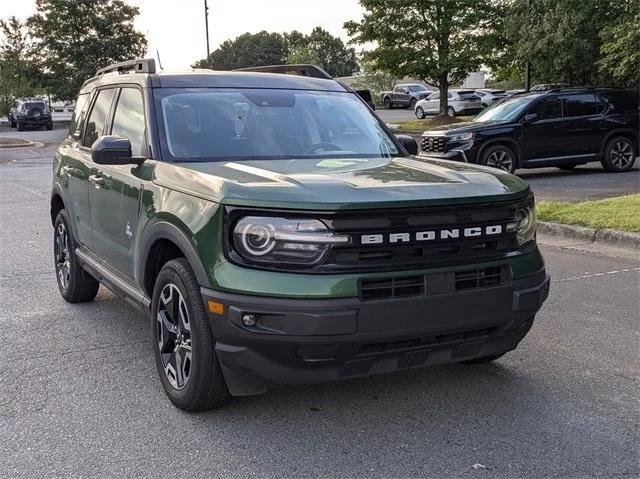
9 98 53 131
420 88 639 173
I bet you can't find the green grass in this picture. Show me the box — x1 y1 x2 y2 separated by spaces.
394 115 475 132
537 194 640 233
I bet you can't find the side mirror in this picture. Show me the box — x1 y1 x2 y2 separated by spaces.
522 113 538 124
91 135 143 165
396 134 418 155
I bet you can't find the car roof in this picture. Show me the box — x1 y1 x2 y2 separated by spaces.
80 70 348 94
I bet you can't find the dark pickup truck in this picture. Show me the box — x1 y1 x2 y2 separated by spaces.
381 84 431 109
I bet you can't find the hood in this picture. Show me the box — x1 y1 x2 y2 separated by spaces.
153 156 529 210
425 120 512 136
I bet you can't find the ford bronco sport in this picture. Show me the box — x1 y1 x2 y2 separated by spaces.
51 59 549 411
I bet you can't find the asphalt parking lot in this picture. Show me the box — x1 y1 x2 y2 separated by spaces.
0 127 639 477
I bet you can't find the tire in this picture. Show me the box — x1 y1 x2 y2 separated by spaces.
17 122 24 131
151 258 230 411
459 353 506 365
383 97 392 109
46 123 53 131
409 98 417 110
54 210 100 303
480 144 517 173
415 106 425 119
446 106 455 117
481 103 488 109
601 136 637 172
9 118 16 128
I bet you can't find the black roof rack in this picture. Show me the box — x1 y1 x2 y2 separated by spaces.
96 58 156 76
545 86 596 94
235 64 332 80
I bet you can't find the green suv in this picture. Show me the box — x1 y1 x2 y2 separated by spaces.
51 59 550 411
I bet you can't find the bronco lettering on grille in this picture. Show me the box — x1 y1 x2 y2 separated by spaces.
359 225 503 245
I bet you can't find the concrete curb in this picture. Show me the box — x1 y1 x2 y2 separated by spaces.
538 221 640 251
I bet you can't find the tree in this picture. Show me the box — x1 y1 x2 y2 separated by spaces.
499 0 629 87
27 0 147 101
286 27 358 77
345 0 502 114
0 17 39 117
598 1 640 86
351 60 396 106
193 31 288 70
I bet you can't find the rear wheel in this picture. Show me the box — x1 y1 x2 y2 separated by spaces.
480 144 517 173
409 98 417 110
415 106 425 119
17 122 24 131
151 258 230 411
383 97 392 109
446 106 455 117
601 136 636 172
53 210 100 303
9 117 16 128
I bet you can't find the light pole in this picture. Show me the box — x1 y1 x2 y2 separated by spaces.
204 0 211 61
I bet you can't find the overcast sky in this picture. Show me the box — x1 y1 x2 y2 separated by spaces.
0 0 364 69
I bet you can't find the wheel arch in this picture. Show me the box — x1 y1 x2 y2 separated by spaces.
477 138 522 167
600 129 638 156
138 220 211 298
50 190 65 226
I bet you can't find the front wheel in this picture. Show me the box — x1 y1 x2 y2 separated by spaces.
601 136 637 172
383 97 392 109
446 106 455 117
17 122 24 131
151 258 230 411
415 106 425 119
53 210 100 303
480 144 517 173
9 118 16 128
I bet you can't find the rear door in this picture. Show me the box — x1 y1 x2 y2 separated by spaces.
559 93 607 156
89 86 147 280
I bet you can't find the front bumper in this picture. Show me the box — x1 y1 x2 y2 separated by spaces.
203 270 550 396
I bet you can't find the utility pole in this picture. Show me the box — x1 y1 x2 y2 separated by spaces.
204 0 211 60
524 0 532 91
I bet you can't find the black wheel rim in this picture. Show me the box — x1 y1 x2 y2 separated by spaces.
610 141 634 169
486 149 514 172
54 222 70 290
157 283 192 390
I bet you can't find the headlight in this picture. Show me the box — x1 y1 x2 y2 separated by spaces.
513 205 536 245
448 132 474 142
232 216 349 266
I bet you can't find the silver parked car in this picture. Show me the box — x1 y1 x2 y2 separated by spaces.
475 89 508 108
415 89 483 118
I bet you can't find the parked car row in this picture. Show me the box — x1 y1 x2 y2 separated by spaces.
418 87 638 173
9 98 53 131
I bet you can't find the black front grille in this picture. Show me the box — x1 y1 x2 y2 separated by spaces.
359 266 509 301
421 135 447 152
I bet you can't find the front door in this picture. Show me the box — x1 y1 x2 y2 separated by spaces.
521 96 569 162
90 87 147 281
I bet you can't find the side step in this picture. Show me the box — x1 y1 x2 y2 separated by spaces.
75 248 151 315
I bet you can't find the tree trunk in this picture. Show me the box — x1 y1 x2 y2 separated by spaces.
439 73 448 114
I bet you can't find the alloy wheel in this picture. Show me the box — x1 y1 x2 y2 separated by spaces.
54 222 71 290
610 140 634 170
486 149 514 172
157 283 192 390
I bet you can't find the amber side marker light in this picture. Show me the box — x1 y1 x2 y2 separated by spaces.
207 300 224 315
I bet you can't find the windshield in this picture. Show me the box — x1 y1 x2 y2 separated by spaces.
155 88 399 161
473 96 534 122
408 85 427 92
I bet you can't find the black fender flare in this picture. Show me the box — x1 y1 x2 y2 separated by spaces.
477 138 523 166
137 220 211 289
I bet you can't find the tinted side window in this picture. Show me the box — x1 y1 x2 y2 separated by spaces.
111 88 146 156
531 97 562 120
600 90 638 113
430 92 440 100
561 94 603 117
83 89 116 148
69 93 90 140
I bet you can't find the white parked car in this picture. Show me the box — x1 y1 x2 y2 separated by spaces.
474 89 508 108
414 89 483 118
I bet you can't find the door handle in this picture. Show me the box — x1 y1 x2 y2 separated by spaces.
89 174 104 188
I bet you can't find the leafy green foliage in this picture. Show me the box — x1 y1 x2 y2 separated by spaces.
285 27 358 77
193 28 357 77
351 60 396 106
345 0 502 113
0 17 39 117
27 0 147 101
599 1 640 85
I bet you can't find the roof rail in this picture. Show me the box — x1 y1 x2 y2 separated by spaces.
545 86 596 94
96 58 156 76
235 64 332 80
